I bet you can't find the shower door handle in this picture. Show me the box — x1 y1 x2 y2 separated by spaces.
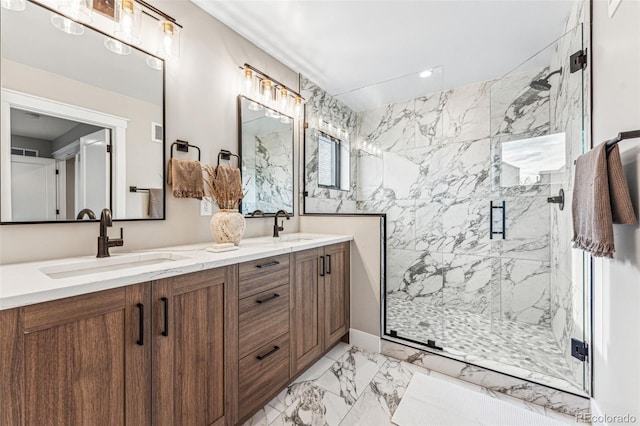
490 201 506 240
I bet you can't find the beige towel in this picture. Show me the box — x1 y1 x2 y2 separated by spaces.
167 158 205 199
572 144 637 258
148 188 163 218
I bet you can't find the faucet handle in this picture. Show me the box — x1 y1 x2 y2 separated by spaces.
119 227 124 240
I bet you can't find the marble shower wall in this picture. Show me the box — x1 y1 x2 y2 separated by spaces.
356 68 554 327
242 129 294 214
301 77 358 214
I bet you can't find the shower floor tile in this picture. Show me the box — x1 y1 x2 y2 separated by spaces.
386 297 582 394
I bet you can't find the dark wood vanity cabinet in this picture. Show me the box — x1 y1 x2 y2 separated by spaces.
0 241 350 426
290 242 350 377
0 284 152 426
236 254 291 421
323 242 350 349
153 267 238 426
0 267 237 426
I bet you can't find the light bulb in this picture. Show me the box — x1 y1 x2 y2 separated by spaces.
244 67 253 95
280 88 288 110
158 20 179 59
262 79 273 102
294 96 302 117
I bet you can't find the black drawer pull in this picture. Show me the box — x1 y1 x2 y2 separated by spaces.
326 254 332 274
161 297 169 337
136 303 144 346
256 261 280 269
320 255 325 277
256 293 280 304
256 345 280 361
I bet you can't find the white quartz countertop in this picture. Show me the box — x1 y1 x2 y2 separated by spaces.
0 233 352 310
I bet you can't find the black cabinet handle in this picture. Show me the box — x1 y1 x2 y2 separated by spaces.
161 297 169 337
320 255 325 277
256 345 280 361
256 261 280 269
326 254 332 274
256 293 280 304
136 303 144 346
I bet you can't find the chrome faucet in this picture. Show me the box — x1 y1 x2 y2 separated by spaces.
76 208 96 220
273 209 290 238
97 208 124 258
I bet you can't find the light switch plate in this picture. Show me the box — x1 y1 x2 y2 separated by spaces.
200 197 213 216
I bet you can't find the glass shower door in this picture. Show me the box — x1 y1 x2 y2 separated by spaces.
479 22 588 394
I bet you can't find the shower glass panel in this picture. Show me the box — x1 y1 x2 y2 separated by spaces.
383 24 588 395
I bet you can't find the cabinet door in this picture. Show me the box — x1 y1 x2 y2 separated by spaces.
0 285 151 426
324 242 350 348
153 266 237 426
290 248 324 376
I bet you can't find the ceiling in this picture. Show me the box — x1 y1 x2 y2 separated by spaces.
11 108 80 140
192 0 577 110
1 0 163 106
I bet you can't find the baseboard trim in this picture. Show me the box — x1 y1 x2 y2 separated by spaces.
349 329 380 353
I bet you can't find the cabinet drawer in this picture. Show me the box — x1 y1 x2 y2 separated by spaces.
238 254 290 298
238 334 290 420
239 284 290 358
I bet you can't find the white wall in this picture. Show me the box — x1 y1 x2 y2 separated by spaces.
300 215 383 338
0 0 300 264
592 0 640 421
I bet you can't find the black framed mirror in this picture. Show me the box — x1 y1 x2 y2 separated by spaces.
238 95 294 217
1 0 165 223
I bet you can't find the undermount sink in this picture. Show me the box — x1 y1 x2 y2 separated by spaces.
40 252 188 279
274 235 320 243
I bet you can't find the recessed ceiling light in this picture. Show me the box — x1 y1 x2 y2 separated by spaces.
419 69 433 78
25 112 41 119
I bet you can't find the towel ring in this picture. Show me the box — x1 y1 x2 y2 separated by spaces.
171 140 201 161
217 149 240 167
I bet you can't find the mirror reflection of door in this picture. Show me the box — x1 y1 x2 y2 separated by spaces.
8 107 110 221
75 129 110 217
10 155 58 221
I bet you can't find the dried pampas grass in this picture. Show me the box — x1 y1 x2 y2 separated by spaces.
202 165 244 210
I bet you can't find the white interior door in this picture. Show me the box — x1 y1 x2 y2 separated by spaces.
10 155 57 221
75 129 110 216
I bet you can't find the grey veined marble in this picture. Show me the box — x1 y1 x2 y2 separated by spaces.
302 0 588 396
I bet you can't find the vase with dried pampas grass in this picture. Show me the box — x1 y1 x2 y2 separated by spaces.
203 164 246 245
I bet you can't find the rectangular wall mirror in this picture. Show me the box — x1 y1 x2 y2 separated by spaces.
1 0 165 223
238 95 294 217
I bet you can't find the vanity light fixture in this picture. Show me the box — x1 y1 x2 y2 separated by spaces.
104 0 142 54
1 0 25 11
157 19 180 60
294 96 303 117
238 63 304 120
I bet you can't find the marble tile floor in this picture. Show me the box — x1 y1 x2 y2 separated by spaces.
243 343 581 426
386 297 582 394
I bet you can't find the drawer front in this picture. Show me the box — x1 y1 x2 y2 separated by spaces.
239 254 290 299
238 334 290 420
239 284 290 358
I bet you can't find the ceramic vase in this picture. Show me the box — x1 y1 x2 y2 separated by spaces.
210 209 246 246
